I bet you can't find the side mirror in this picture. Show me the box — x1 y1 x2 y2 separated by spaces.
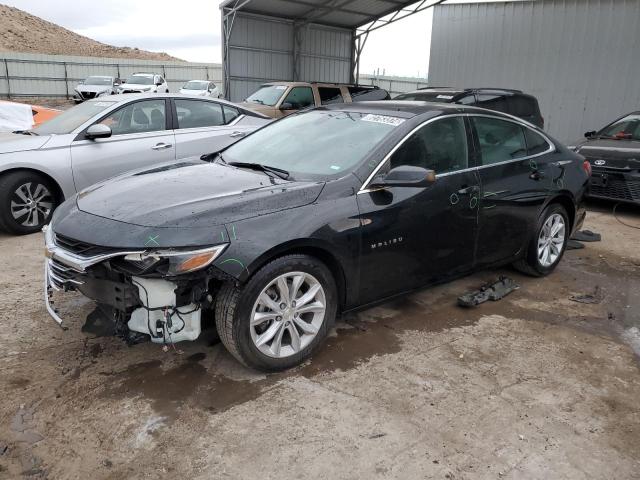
156 82 162 86
86 124 112 140
584 130 596 138
370 166 436 188
280 102 296 111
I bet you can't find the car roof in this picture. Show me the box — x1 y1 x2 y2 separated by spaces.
321 100 482 117
262 81 378 89
86 93 239 107
401 87 527 96
320 100 538 126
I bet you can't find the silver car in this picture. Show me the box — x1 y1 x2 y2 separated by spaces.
73 76 120 103
0 94 271 234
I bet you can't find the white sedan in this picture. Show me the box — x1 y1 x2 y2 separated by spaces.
179 80 220 98
0 94 270 234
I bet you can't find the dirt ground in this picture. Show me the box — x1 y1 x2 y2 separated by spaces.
1 202 639 480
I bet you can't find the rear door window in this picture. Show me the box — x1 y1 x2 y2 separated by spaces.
283 87 314 109
318 87 344 105
472 116 528 165
175 99 224 129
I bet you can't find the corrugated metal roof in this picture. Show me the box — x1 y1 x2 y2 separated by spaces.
220 0 428 29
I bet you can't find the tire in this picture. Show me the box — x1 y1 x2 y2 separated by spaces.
215 254 337 371
0 171 58 235
513 203 569 277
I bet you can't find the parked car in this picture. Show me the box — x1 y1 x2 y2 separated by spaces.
394 88 544 129
0 101 61 132
44 101 588 371
570 112 640 205
73 76 120 103
118 73 169 94
240 82 390 118
180 80 220 98
0 94 270 234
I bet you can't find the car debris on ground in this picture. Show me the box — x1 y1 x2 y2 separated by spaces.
569 286 604 304
457 276 520 307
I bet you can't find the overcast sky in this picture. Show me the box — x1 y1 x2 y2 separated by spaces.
3 0 499 78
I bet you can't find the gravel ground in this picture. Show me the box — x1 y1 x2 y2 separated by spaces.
0 202 639 479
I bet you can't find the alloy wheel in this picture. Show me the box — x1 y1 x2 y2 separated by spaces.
250 272 326 358
10 182 54 227
537 213 565 267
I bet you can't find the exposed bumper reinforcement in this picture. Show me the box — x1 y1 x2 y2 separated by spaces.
44 261 67 330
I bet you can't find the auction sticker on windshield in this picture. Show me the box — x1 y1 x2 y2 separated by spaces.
361 114 405 126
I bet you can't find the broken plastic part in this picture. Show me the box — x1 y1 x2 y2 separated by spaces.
457 276 520 308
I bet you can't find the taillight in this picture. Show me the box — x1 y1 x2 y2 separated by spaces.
582 160 592 176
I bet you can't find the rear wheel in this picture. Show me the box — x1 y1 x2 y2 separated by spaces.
215 254 337 371
0 171 57 235
513 204 569 277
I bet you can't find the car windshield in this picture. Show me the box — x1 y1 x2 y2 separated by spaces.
394 92 458 103
126 75 154 85
84 76 112 86
245 85 287 106
598 114 640 141
223 110 402 180
33 101 118 135
183 81 209 90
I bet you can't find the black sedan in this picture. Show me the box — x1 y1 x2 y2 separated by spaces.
575 111 640 204
44 102 589 371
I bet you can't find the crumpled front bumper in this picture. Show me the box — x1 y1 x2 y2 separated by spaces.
43 225 144 329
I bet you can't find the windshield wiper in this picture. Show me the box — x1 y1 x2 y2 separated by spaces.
13 130 38 136
228 161 290 180
249 99 265 105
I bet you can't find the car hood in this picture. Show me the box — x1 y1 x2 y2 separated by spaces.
180 89 206 95
576 138 640 169
76 159 325 228
0 133 51 153
77 85 111 93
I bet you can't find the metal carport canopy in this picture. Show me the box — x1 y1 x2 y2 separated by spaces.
220 0 445 99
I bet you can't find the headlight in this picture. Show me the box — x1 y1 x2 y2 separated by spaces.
124 244 228 276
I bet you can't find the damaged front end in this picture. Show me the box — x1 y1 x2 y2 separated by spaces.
44 225 228 344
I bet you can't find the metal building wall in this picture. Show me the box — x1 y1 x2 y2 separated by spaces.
0 52 222 98
428 0 640 144
225 12 352 102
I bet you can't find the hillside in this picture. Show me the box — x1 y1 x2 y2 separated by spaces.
0 4 182 61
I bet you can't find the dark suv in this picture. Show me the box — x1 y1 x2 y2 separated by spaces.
395 88 544 129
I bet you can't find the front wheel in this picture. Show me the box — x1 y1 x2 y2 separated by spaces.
215 254 337 371
513 203 569 277
0 171 57 235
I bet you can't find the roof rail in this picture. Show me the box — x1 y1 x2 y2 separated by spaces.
309 82 379 89
417 86 456 90
470 87 524 93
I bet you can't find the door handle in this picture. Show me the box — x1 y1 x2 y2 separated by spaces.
529 170 546 181
229 131 246 138
151 143 172 150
